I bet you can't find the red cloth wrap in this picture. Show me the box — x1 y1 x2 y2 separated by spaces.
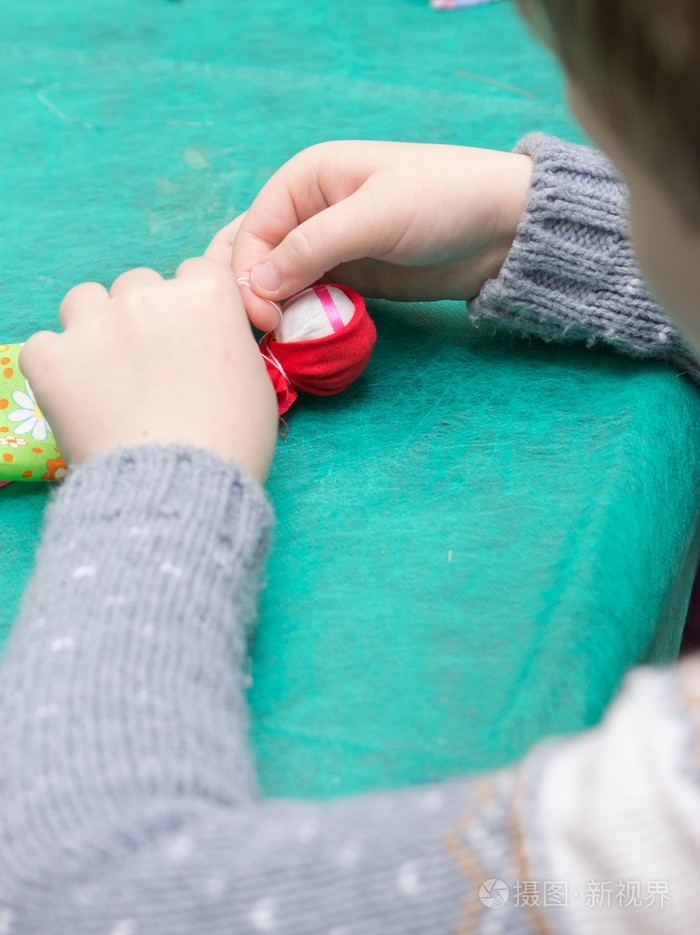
260 286 376 416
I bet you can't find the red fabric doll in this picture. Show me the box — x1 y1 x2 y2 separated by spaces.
259 284 376 416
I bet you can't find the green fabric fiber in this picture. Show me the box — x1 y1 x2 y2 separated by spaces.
2 0 700 800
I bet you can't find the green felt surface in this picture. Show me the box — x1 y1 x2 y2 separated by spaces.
2 0 700 800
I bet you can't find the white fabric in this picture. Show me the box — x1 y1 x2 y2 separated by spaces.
533 663 700 934
275 286 355 342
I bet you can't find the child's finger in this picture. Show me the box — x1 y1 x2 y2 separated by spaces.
109 267 163 299
174 255 281 332
18 331 61 390
202 213 247 266
230 188 306 296
239 182 387 304
173 255 240 291
59 282 109 330
203 217 284 330
234 279 283 333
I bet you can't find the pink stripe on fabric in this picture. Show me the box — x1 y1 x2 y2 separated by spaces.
315 285 345 333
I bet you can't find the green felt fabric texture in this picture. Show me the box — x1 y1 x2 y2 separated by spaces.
2 0 700 800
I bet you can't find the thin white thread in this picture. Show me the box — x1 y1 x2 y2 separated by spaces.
259 341 291 386
240 278 283 326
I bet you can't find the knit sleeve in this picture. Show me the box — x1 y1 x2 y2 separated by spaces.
469 132 700 383
1 444 699 934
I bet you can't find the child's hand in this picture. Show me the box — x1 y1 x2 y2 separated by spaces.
204 141 533 331
19 258 278 483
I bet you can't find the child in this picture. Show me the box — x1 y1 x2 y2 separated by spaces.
1 1 699 932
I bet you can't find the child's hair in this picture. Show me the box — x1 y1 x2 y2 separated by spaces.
514 0 700 227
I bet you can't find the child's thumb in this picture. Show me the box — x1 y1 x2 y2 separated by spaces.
249 195 381 301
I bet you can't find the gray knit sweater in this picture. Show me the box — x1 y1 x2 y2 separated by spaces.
1 136 699 935
470 133 700 382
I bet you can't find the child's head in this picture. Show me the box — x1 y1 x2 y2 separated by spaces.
515 0 700 352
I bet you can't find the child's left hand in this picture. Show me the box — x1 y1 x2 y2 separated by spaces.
19 257 278 484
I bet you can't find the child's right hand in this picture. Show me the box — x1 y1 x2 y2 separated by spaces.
205 141 533 331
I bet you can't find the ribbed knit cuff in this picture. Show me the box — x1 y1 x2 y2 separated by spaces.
469 132 700 384
48 441 269 517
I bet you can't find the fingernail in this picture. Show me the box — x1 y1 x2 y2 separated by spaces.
252 261 283 294
236 276 251 288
